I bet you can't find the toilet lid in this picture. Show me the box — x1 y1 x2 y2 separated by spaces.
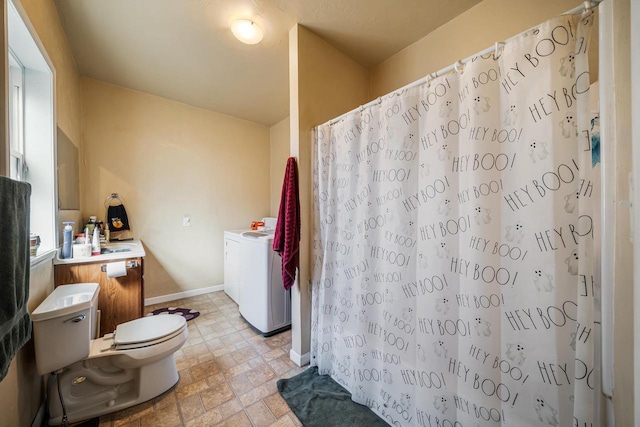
114 315 187 346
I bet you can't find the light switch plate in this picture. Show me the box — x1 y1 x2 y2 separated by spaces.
183 215 191 227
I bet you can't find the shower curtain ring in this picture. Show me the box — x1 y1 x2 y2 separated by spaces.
583 1 591 13
454 60 464 74
493 42 504 60
377 97 382 105
426 72 437 87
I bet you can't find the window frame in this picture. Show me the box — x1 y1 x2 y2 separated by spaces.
8 50 25 181
7 0 57 262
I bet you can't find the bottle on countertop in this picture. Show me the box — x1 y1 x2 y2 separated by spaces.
62 222 74 259
86 216 97 238
84 226 92 255
96 220 105 242
91 225 101 256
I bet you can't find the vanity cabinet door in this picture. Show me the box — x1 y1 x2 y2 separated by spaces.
54 257 144 336
224 237 240 304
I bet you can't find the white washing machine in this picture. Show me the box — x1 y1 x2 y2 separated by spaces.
238 220 291 337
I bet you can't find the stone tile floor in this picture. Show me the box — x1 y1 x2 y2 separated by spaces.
95 291 306 427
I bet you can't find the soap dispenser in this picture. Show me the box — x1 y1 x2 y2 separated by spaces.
62 222 74 259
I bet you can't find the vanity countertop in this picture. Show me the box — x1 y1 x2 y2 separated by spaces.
53 240 145 265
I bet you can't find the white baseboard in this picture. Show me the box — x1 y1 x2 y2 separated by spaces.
290 348 310 367
144 285 224 306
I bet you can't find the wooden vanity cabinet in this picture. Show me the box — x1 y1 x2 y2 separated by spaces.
54 257 144 336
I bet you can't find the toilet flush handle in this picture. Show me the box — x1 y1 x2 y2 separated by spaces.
64 314 86 323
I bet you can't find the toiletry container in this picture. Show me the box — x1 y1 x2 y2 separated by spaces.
62 222 74 259
86 216 97 238
91 226 100 256
30 234 41 257
72 243 91 258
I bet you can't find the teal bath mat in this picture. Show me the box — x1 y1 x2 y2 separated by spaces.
277 366 388 427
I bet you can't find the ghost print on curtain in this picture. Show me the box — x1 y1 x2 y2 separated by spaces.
311 11 598 427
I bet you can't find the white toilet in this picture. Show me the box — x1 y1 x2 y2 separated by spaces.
32 283 188 425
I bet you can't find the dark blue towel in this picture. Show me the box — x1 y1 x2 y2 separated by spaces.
107 203 130 232
0 176 31 381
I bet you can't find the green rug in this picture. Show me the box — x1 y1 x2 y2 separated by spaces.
277 367 388 427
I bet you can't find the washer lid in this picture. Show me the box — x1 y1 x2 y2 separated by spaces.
241 231 274 242
114 315 186 345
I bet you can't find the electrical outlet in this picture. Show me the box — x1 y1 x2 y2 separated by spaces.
183 215 191 227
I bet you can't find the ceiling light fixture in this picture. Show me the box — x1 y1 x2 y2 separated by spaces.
231 19 263 45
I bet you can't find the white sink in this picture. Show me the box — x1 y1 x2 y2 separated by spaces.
101 242 137 253
54 240 146 265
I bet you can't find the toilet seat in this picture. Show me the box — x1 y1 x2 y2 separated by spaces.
113 315 187 350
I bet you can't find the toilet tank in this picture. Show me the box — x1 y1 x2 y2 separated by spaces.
32 283 100 375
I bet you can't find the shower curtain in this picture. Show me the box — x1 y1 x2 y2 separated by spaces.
311 12 598 427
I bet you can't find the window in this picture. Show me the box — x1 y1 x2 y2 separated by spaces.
8 0 56 260
8 51 24 181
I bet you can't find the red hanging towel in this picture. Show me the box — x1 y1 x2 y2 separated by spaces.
273 157 300 291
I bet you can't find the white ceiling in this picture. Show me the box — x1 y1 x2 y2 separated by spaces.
53 0 481 126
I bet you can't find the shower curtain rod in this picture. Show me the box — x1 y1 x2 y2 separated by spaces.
323 0 602 127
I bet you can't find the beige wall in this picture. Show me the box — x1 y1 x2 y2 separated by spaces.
0 262 53 427
287 0 602 364
18 0 84 244
0 0 81 424
288 0 630 421
270 117 290 217
19 0 81 145
370 0 598 98
609 0 634 422
289 25 369 360
80 78 271 298
632 0 640 420
0 0 630 424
